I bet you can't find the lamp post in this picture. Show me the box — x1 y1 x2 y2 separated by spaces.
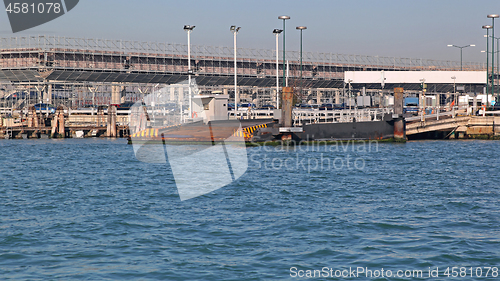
278 15 290 88
485 36 500 103
488 14 499 103
495 35 500 102
347 79 352 111
447 44 475 71
420 78 426 121
483 25 492 106
184 25 195 120
296 26 307 101
230 26 241 113
451 76 456 108
273 29 283 109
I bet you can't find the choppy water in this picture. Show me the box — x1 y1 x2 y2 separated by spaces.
1 139 500 280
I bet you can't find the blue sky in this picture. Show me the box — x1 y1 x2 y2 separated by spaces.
0 0 499 63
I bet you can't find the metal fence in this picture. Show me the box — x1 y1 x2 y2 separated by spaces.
0 35 487 71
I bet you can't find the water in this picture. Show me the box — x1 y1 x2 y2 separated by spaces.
1 139 500 280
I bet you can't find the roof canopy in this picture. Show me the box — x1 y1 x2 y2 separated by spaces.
345 71 486 84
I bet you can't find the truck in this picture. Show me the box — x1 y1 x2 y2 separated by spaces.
403 97 419 114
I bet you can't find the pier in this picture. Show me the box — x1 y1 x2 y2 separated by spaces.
1 35 499 141
406 110 500 139
0 106 128 139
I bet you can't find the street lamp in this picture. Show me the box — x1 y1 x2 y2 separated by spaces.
483 25 492 106
278 15 290 87
184 25 195 120
488 14 499 102
491 35 500 103
273 29 283 109
451 76 456 100
447 44 475 71
482 36 500 103
420 78 427 121
296 26 307 100
230 25 241 112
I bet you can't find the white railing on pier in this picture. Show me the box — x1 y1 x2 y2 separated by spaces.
405 104 500 123
229 108 275 120
227 108 394 126
293 108 393 126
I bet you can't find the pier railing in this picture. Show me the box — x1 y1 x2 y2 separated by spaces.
292 108 394 126
227 108 394 126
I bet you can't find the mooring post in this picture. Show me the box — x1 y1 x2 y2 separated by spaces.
107 106 117 137
0 116 4 139
106 106 112 137
393 87 406 140
281 87 293 127
31 106 40 138
98 106 104 127
27 106 35 128
111 106 117 137
58 107 65 137
51 115 57 137
280 87 294 141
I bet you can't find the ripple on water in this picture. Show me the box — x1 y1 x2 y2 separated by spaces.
0 140 500 279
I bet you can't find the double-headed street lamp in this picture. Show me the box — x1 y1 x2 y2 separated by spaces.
296 26 307 99
230 25 241 112
184 25 195 119
278 15 290 87
273 29 283 108
447 44 475 71
487 14 499 102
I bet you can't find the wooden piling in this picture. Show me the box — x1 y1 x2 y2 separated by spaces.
107 106 117 137
281 87 293 128
58 107 65 137
27 106 37 128
0 117 4 138
280 87 294 141
393 87 406 140
51 116 58 137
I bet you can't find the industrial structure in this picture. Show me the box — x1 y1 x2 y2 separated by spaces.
0 35 493 110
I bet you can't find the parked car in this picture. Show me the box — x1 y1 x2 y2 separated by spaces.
238 103 256 110
296 104 313 109
34 103 56 114
115 102 144 110
319 103 334 110
490 105 500 111
258 104 276 110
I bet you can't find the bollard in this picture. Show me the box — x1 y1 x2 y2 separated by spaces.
280 87 293 127
111 107 117 137
58 109 65 137
107 106 117 137
393 87 406 141
51 117 57 137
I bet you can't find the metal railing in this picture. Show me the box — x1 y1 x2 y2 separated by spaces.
0 35 487 71
293 108 393 126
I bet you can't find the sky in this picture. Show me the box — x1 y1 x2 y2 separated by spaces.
0 0 499 63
